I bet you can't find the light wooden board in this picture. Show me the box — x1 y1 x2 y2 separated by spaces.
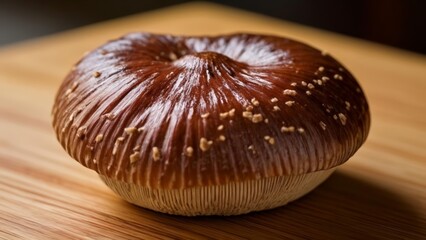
0 2 425 239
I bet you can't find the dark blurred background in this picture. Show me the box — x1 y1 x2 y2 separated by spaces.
0 0 425 54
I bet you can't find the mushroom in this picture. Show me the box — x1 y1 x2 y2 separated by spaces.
52 32 370 216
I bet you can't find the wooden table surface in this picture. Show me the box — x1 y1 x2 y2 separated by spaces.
0 2 425 239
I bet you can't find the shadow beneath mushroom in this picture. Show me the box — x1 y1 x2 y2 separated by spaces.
118 171 424 239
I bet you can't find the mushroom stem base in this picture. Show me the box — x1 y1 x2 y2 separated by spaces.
99 168 335 216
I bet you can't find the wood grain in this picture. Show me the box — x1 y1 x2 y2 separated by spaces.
0 2 425 239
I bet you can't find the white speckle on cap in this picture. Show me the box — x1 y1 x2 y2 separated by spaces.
281 126 295 132
124 127 137 135
264 136 275 145
297 128 305 133
228 108 236 117
133 145 140 151
69 113 75 122
169 52 177 61
252 114 263 123
307 83 315 89
301 81 307 86
285 101 295 107
318 66 325 72
201 113 210 119
95 134 103 143
273 106 281 111
283 89 297 96
76 126 87 139
320 121 327 130
334 74 343 80
306 90 312 95
217 125 224 131
251 98 260 106
242 111 253 119
200 138 212 151
345 101 351 110
290 82 297 87
185 146 194 157
218 135 226 141
322 76 330 81
103 113 116 120
64 89 73 96
219 112 229 120
338 113 347 125
248 145 256 153
112 143 119 155
152 147 161 161
271 98 278 103
130 151 140 164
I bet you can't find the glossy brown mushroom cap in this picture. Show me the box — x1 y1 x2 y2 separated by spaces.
52 33 370 189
